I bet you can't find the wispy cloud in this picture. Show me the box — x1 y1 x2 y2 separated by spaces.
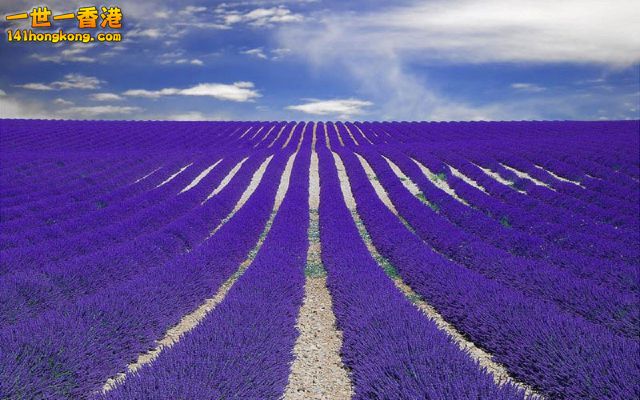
157 51 207 66
217 5 303 27
286 98 372 118
176 58 204 66
53 98 74 106
277 0 640 120
0 94 49 119
241 47 291 60
59 105 142 117
271 48 291 60
91 93 124 101
280 0 639 66
128 28 164 39
123 82 261 102
15 74 103 91
178 5 208 15
242 48 268 59
511 83 546 92
124 3 301 44
160 111 232 121
31 44 95 63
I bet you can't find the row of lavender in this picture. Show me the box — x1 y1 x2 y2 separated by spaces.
1 118 638 399
0 120 305 398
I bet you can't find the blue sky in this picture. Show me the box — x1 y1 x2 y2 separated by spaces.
1 0 638 121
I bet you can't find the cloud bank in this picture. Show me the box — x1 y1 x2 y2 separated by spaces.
124 82 261 102
287 98 372 118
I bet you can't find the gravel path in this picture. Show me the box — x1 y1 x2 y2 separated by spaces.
285 134 353 399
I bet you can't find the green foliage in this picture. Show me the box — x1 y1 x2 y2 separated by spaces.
305 260 326 278
416 193 428 204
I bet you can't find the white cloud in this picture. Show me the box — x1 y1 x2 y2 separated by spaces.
179 5 208 15
31 44 95 63
511 83 546 92
177 22 230 30
218 0 317 6
0 95 49 119
52 74 103 90
286 98 373 118
0 89 6 96
128 28 163 39
180 82 259 101
158 51 206 66
271 48 291 60
280 0 639 66
218 6 303 27
175 58 205 66
59 105 142 117
16 83 55 91
123 82 261 102
91 93 124 101
15 74 103 91
277 0 640 120
122 88 180 98
53 98 74 106
242 47 291 60
242 48 268 59
161 111 232 121
153 10 171 19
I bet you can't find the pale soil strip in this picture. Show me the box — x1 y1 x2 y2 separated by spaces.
268 124 288 148
331 123 345 147
351 123 374 144
155 163 193 188
249 126 264 140
382 156 436 209
179 160 223 194
411 158 470 205
133 166 162 184
324 123 332 150
354 154 398 214
284 127 352 400
382 156 421 195
535 165 585 187
202 157 248 204
476 164 527 194
254 125 276 148
208 155 274 237
340 122 360 146
500 163 555 190
448 164 489 194
238 126 254 139
101 152 298 395
332 152 541 399
283 122 303 149
357 155 453 261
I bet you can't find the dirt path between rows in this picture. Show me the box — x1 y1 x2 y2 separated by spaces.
284 127 352 399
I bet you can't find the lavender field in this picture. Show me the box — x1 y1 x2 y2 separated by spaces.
0 119 638 399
